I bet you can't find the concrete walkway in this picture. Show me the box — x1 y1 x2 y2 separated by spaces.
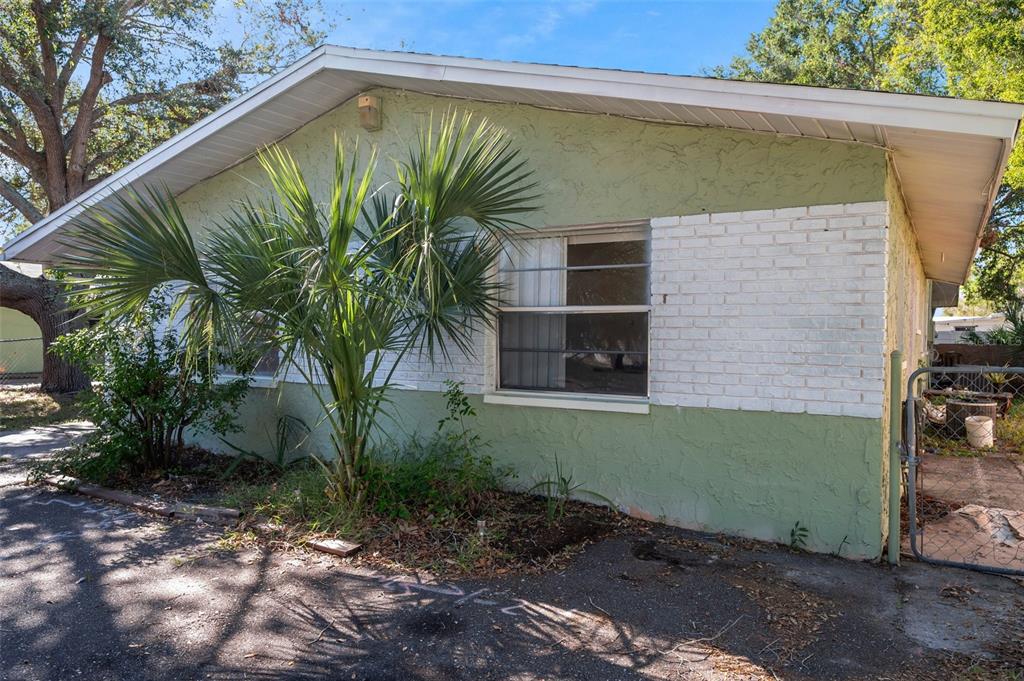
1 427 1022 680
0 421 93 463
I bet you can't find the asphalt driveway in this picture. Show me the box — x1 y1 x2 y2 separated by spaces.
2 426 1022 680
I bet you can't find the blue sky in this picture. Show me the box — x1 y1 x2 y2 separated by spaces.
286 1 776 75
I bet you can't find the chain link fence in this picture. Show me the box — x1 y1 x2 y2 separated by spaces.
904 365 1024 575
0 337 43 385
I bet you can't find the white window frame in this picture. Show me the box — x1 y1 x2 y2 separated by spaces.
485 223 652 414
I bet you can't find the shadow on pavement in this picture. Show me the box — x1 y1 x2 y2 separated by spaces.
2 471 1023 680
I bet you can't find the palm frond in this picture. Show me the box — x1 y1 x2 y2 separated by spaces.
396 108 540 240
61 186 209 316
386 109 536 362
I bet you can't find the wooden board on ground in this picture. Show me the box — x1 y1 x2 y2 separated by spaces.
45 476 175 517
43 475 240 526
308 538 362 557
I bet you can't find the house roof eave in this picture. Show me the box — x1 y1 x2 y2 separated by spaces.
4 46 1022 284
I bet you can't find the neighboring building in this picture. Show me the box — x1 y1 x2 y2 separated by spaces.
0 308 43 376
5 47 1022 559
933 312 1007 344
0 262 44 376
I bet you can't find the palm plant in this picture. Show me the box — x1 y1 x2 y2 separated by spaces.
63 110 537 504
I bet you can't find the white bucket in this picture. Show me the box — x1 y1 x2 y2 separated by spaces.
966 415 994 449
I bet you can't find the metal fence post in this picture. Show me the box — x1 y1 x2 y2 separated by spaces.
887 350 902 565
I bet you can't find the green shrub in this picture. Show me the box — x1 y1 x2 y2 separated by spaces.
48 294 249 482
230 381 508 531
361 381 510 520
363 433 504 521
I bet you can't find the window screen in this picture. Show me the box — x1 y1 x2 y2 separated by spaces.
497 231 650 397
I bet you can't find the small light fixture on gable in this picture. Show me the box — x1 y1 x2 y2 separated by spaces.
357 94 381 132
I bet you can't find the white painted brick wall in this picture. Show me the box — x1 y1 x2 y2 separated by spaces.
279 334 489 394
649 201 888 418
377 333 488 394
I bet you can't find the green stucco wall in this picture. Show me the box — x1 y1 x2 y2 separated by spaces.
181 88 891 559
176 88 886 231
202 383 885 558
0 308 42 374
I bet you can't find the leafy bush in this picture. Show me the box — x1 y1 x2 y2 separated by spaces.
359 381 510 520
362 433 503 521
48 295 249 481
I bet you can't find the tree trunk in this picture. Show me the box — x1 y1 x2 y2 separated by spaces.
0 264 89 393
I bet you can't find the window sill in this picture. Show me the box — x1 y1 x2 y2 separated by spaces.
217 374 280 389
482 391 650 414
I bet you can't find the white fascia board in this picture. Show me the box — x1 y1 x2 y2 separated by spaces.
324 46 1024 137
459 71 1018 138
966 128 1021 282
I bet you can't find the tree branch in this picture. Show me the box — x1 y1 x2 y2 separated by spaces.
81 172 110 192
0 97 25 136
0 99 40 171
90 76 234 126
0 177 44 224
84 146 119 174
0 58 37 106
65 32 112 196
1 54 69 210
106 90 169 108
0 127 25 159
0 138 32 168
0 138 47 188
31 0 59 101
84 91 166 131
57 30 91 94
3 20 44 88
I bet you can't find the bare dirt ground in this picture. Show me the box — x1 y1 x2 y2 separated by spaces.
2 425 1023 680
914 451 1024 571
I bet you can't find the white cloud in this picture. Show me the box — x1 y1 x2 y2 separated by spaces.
496 1 596 49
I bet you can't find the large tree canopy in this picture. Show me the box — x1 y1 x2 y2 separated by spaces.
714 0 938 92
892 0 1024 187
0 0 327 235
718 0 1024 305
